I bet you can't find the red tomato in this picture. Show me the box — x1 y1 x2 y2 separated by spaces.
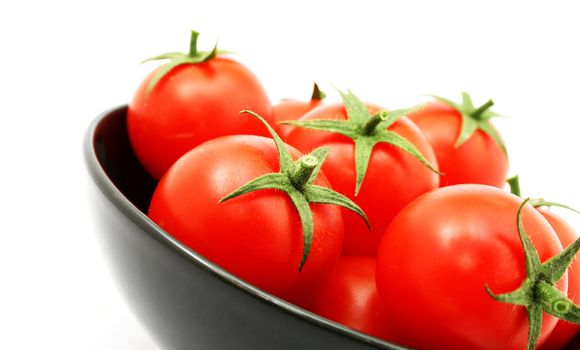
408 101 508 187
273 83 325 140
537 208 580 350
286 103 439 256
376 185 565 350
299 256 398 342
148 135 343 301
128 34 272 179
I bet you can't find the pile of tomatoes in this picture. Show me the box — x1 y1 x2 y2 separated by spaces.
126 31 579 350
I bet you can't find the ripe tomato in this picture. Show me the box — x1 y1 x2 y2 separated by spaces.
148 135 343 301
407 96 508 187
128 31 272 179
537 208 580 350
286 100 439 256
299 256 397 342
376 185 566 350
273 83 326 140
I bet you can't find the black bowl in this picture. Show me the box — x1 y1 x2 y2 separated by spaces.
85 106 580 350
84 105 406 350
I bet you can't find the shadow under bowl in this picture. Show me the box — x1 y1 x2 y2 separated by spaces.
84 105 408 350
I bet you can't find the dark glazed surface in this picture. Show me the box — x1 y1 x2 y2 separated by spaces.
85 106 406 350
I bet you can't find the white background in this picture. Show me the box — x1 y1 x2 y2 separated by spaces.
1 1 579 349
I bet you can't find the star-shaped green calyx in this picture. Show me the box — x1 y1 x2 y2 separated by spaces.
142 30 230 95
433 92 507 155
280 89 441 195
219 110 370 271
485 197 580 350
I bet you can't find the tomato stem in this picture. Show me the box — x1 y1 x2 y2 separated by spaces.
507 175 521 197
311 83 326 101
290 155 319 190
472 99 494 120
361 111 388 135
189 30 199 57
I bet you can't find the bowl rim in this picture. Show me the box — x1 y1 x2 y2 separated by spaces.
84 105 406 350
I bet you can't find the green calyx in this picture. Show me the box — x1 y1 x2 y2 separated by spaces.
142 30 229 95
219 110 370 271
280 89 441 196
433 92 507 155
485 197 580 350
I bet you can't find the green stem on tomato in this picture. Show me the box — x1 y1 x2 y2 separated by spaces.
188 30 199 56
361 111 388 136
471 99 494 120
507 175 521 197
290 156 318 190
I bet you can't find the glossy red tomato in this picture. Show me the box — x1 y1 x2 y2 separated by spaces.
408 101 508 187
128 37 272 179
300 256 397 341
376 185 566 350
537 208 580 350
148 135 343 301
286 103 439 256
273 83 325 140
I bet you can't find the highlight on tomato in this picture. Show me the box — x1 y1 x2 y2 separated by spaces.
283 89 440 255
407 92 509 187
376 184 580 350
148 110 368 302
128 30 273 179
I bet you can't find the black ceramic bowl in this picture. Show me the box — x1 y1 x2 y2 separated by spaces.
84 105 406 350
85 106 580 350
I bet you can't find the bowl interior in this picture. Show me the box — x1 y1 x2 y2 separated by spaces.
92 106 157 213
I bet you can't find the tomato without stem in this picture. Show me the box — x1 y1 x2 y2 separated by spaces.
376 185 566 350
128 31 272 179
299 256 397 342
286 94 439 256
408 95 508 187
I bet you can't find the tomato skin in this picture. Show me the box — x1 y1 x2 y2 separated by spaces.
273 98 323 140
376 185 565 350
537 208 580 350
408 102 508 188
148 135 343 301
299 256 398 342
286 103 439 256
128 57 272 179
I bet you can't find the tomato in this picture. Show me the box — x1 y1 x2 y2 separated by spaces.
376 185 566 350
273 83 326 140
128 31 272 179
286 93 439 256
148 112 368 302
407 95 508 187
537 208 580 350
299 256 398 342
148 135 340 300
